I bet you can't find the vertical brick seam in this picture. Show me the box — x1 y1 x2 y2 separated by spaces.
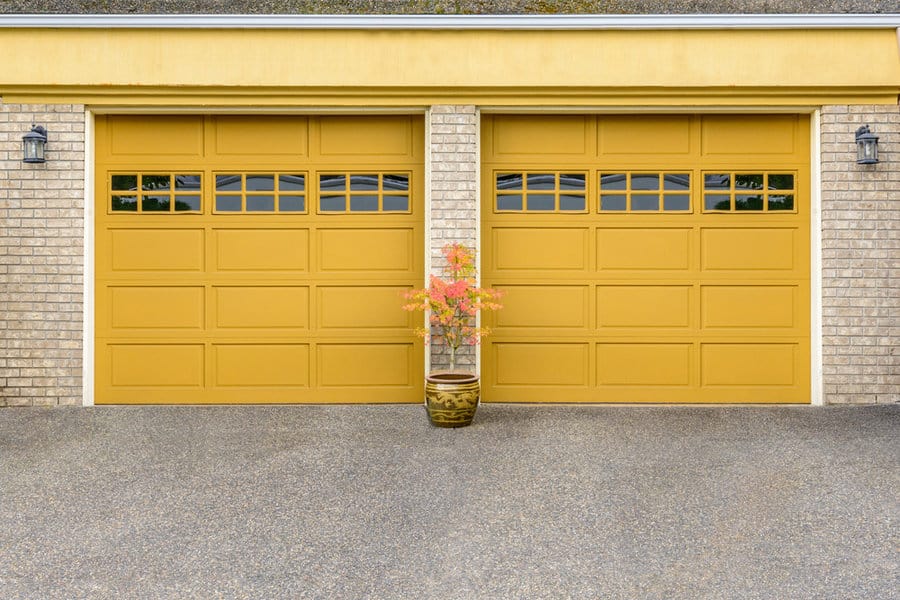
428 105 479 372
0 102 85 406
820 105 899 404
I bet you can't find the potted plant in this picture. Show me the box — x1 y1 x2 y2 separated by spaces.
403 243 502 427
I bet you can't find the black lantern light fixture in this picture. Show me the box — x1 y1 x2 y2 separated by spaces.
855 125 879 165
22 125 48 164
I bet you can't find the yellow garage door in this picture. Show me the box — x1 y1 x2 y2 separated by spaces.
95 115 424 404
482 115 810 403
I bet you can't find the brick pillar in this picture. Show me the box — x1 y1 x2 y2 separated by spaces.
820 105 899 404
427 105 479 372
0 102 85 406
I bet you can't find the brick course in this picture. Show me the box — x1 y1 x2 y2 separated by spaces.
820 105 899 404
0 102 84 406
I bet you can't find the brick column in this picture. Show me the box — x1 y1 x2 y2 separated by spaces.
427 105 479 372
0 102 85 406
820 105 899 404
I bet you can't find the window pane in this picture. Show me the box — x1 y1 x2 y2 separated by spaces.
664 173 690 191
279 195 305 212
527 173 555 190
497 194 523 211
559 194 585 211
247 195 275 211
350 174 379 191
142 195 169 211
174 175 201 191
142 175 170 191
705 194 731 211
768 174 794 190
216 175 242 191
734 174 764 191
174 195 201 211
112 175 137 191
383 174 409 191
320 175 346 192
320 195 345 212
632 194 660 211
631 174 660 191
279 174 305 191
600 194 627 211
704 174 730 190
246 175 275 192
526 194 555 211
560 174 586 191
111 195 137 211
664 194 690 211
735 194 764 210
600 173 626 191
496 174 523 190
216 195 241 212
383 195 409 212
768 194 795 211
350 195 379 211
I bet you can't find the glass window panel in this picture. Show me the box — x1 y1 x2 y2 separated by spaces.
600 174 626 191
383 174 409 191
174 175 201 191
216 195 242 212
560 174 586 191
663 173 691 191
600 194 627 211
704 174 730 191
497 194 523 211
559 194 585 211
632 194 660 211
350 174 379 191
247 195 275 212
768 174 794 190
216 175 242 191
631 174 660 191
142 195 169 211
279 174 305 191
735 194 764 211
111 195 137 211
527 173 556 190
664 194 690 211
141 175 171 191
734 174 764 191
496 174 523 190
320 195 346 212
246 175 275 192
526 194 555 211
279 195 305 212
705 194 731 211
319 175 346 192
174 195 201 211
350 194 379 211
768 194 795 211
383 195 409 212
111 175 137 191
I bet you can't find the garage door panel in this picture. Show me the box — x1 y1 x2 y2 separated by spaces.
213 286 309 331
318 228 414 273
108 286 205 331
493 343 589 387
599 115 692 156
701 285 797 329
107 343 205 388
213 115 308 157
492 228 588 272
318 344 414 387
701 228 796 272
214 344 310 387
492 115 589 157
597 228 691 271
319 115 414 157
108 115 203 158
110 228 204 272
701 115 798 156
701 343 796 386
318 286 412 330
597 343 692 386
597 285 692 329
495 285 589 329
213 228 309 273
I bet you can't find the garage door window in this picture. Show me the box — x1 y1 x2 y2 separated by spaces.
214 173 306 213
599 172 691 212
110 173 202 213
703 172 796 212
318 173 410 213
495 172 586 212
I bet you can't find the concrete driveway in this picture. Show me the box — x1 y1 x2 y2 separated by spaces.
1 404 898 599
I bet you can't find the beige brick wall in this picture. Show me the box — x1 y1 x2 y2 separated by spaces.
428 105 479 372
821 105 899 404
0 102 85 406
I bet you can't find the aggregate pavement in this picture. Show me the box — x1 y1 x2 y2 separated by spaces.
1 404 898 599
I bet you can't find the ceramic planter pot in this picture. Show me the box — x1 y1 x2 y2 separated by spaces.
424 372 480 428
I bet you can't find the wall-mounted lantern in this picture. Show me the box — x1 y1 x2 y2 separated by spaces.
855 125 879 165
22 125 48 164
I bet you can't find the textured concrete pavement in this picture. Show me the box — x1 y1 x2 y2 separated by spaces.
1 404 898 599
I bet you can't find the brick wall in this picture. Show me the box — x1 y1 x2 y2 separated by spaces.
0 102 85 406
820 105 899 404
428 105 479 372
